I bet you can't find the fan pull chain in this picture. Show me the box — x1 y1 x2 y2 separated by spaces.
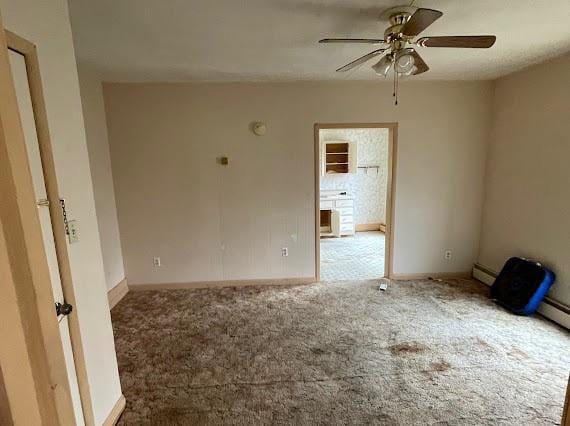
392 71 400 106
393 70 396 100
393 72 399 106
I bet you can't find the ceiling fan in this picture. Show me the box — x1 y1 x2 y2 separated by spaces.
319 6 496 104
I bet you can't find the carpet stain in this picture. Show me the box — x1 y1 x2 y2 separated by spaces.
388 342 428 355
430 360 452 372
507 346 529 360
475 337 496 352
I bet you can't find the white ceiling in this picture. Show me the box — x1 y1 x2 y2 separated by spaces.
68 0 570 82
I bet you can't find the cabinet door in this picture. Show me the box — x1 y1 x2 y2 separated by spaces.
348 141 358 173
331 209 341 237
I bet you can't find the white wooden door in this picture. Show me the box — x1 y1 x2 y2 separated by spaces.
8 50 85 425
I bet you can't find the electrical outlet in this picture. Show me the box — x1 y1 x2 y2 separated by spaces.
68 220 79 244
444 250 452 261
153 256 161 267
281 247 289 257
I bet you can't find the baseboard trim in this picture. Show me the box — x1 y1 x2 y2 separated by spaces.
472 263 570 330
129 276 317 291
103 394 125 426
107 278 128 310
391 271 472 280
355 223 384 232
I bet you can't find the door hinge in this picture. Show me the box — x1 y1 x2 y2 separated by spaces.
59 198 70 236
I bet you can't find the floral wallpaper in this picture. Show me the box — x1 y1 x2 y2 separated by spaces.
320 128 389 225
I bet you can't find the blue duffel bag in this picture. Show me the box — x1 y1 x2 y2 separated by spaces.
490 257 555 315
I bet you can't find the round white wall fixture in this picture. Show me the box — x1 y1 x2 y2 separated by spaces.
252 122 267 136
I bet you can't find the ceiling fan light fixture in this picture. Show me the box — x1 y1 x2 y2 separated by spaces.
319 6 497 104
403 65 418 76
394 50 415 74
372 54 393 77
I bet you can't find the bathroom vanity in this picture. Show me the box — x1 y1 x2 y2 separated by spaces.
320 190 355 237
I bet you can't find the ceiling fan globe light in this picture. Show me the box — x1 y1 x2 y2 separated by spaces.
394 53 415 74
372 56 392 77
403 65 418 76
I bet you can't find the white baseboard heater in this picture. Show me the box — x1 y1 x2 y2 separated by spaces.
472 263 570 330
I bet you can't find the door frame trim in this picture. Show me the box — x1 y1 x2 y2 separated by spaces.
314 122 398 280
1 28 94 424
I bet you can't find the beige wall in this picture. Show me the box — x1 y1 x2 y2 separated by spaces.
104 81 492 285
0 0 122 424
479 53 570 306
78 62 125 291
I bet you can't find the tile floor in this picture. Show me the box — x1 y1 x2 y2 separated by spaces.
320 231 385 281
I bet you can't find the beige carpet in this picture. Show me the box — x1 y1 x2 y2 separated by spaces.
111 279 569 425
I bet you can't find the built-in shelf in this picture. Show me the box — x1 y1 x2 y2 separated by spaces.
321 141 357 175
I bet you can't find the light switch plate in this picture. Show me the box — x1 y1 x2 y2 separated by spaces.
68 220 79 244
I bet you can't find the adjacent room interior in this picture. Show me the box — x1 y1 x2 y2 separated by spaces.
318 125 391 281
0 1 569 425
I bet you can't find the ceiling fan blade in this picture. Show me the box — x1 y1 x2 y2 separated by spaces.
401 8 443 37
417 35 496 48
409 49 429 75
319 38 385 45
336 49 386 72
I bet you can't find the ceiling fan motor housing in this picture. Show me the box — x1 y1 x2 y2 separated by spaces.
385 12 413 45
389 11 411 26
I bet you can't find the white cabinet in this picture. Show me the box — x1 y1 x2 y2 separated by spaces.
319 196 354 237
321 141 357 176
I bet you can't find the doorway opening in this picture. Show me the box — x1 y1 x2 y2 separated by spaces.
314 123 397 281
